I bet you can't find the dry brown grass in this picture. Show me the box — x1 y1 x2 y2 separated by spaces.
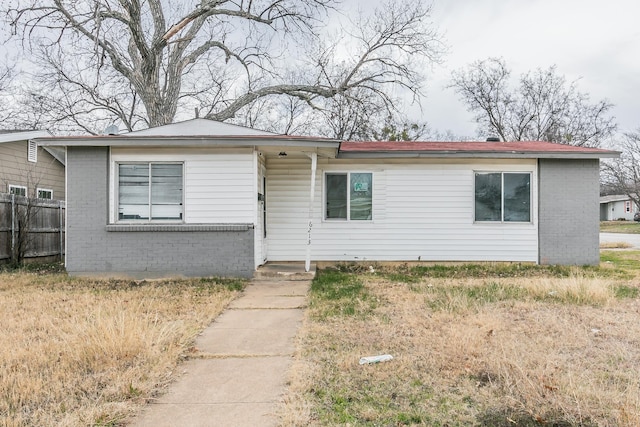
0 270 243 427
600 241 633 249
281 264 640 426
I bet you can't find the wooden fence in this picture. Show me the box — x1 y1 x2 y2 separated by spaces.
0 192 65 263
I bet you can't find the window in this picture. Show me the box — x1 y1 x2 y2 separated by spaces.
475 172 531 222
625 201 631 213
9 185 27 197
325 172 372 220
28 140 37 163
37 188 53 199
117 163 183 221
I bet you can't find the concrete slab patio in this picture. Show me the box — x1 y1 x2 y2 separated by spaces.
129 263 313 427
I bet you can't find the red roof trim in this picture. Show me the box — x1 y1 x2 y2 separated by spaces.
339 140 616 154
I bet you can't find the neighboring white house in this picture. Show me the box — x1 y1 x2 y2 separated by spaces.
37 119 619 278
600 194 638 221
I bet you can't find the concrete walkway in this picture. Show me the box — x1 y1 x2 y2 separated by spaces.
130 264 313 427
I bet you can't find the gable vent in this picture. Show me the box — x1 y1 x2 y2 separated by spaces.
28 140 37 163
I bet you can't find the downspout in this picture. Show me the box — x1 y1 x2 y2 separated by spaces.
305 152 317 272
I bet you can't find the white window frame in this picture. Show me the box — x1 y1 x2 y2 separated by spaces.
474 171 532 223
28 140 37 163
323 171 374 221
8 185 27 197
115 161 185 223
37 188 53 199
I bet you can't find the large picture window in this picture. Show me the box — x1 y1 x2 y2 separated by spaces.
475 172 531 222
325 172 372 220
118 163 183 221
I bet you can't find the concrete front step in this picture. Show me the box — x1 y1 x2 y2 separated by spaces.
254 262 316 281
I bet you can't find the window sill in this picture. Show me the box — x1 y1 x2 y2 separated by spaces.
106 223 254 232
473 221 534 225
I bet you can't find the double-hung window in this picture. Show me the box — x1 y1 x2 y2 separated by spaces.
117 163 183 221
9 185 27 197
37 188 53 199
474 172 531 222
325 172 372 220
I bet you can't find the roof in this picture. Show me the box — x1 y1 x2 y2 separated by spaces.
37 134 342 148
126 118 276 137
34 119 620 160
338 140 620 159
36 119 341 152
0 129 66 166
600 194 636 204
0 130 51 143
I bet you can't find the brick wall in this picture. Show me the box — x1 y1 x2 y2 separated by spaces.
538 159 600 265
66 147 254 278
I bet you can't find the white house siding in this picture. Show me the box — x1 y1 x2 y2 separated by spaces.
267 157 539 263
110 148 255 224
602 200 637 221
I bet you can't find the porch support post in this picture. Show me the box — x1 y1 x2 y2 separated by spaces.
305 152 317 272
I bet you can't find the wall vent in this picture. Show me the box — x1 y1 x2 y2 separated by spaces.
28 140 37 162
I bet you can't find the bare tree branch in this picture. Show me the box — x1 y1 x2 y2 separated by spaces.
450 58 616 146
4 0 443 132
602 130 640 208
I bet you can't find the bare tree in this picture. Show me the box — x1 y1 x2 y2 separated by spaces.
601 130 640 207
315 89 388 140
0 65 11 92
450 58 616 146
0 64 20 126
237 89 433 141
6 0 444 133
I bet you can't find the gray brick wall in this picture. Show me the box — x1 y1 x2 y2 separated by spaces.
538 159 600 265
66 147 254 278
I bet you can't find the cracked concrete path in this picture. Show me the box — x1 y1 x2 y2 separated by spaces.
129 269 312 427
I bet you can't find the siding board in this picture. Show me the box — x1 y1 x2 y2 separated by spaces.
267 158 538 262
111 150 255 224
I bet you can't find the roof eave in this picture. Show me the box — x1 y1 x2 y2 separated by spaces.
0 130 52 144
35 135 342 149
337 150 619 159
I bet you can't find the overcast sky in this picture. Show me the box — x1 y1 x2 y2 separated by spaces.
2 1 638 141
413 0 640 139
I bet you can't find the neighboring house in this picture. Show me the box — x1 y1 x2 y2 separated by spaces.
599 194 638 221
0 130 66 200
38 119 619 278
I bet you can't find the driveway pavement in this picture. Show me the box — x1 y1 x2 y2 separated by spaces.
600 232 640 249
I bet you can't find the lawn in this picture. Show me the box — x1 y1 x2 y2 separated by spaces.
600 220 640 233
4 258 640 427
281 259 640 426
0 265 244 427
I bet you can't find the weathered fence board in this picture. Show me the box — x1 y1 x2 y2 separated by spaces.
0 193 65 263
